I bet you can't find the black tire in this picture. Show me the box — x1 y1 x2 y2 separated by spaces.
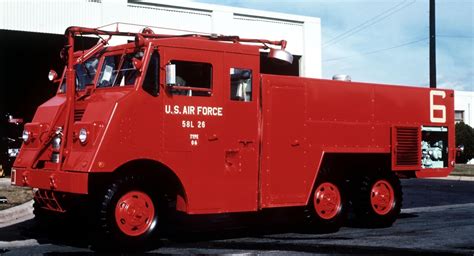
352 172 402 228
304 170 347 233
93 175 160 251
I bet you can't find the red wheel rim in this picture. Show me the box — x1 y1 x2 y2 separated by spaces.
115 191 155 237
370 180 395 215
313 182 342 220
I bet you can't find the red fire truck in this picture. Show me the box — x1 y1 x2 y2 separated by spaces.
11 24 454 247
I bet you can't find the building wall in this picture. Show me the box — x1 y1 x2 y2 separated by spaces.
455 91 474 127
455 91 474 164
0 0 321 78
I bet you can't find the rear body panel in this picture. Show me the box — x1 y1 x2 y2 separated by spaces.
260 75 454 207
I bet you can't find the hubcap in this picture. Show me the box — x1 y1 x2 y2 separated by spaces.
115 190 155 237
313 182 342 220
371 180 395 215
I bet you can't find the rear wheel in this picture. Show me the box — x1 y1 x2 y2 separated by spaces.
305 172 347 232
353 172 402 228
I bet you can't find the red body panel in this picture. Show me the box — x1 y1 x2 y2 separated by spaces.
260 75 454 207
12 28 455 215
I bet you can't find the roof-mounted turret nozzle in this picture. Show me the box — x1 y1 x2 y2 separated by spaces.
213 36 294 65
135 27 155 48
268 40 293 65
332 74 351 82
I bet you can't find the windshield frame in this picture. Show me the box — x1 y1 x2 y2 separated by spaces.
57 45 146 94
57 56 101 94
95 47 144 90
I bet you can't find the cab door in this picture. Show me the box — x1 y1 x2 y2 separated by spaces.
161 47 225 213
161 48 259 213
221 52 260 211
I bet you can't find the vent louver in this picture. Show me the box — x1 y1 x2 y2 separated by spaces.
74 109 85 122
392 126 420 170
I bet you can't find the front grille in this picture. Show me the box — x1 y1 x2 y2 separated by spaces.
395 127 420 166
74 109 85 122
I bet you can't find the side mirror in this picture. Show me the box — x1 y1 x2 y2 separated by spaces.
133 58 143 70
48 70 58 81
134 34 146 48
166 64 176 86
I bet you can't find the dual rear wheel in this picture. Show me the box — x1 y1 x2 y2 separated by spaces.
305 170 402 232
305 174 347 232
352 172 402 228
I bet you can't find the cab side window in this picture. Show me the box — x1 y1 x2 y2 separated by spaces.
143 51 160 96
230 68 252 102
171 60 212 97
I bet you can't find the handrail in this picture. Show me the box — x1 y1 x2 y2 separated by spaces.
65 24 288 50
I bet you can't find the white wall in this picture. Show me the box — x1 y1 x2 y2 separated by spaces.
455 91 474 127
0 0 321 78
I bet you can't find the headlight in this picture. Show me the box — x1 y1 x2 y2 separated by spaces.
22 130 31 142
79 128 88 144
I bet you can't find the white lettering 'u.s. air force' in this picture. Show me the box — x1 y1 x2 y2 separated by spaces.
165 105 223 116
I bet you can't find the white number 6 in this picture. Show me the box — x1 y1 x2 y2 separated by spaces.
430 90 446 123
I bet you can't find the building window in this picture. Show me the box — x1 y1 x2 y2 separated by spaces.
230 68 252 102
455 110 464 123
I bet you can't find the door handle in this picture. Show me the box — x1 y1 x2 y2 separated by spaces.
208 134 218 141
239 140 253 146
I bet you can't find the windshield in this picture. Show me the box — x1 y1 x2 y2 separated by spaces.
97 53 140 88
60 57 99 92
59 51 142 93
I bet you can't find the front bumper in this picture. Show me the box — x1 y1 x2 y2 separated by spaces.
11 168 88 194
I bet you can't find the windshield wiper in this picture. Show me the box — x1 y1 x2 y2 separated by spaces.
82 63 93 79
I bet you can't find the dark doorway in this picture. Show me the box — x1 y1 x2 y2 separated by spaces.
0 30 98 121
260 52 300 76
0 30 97 174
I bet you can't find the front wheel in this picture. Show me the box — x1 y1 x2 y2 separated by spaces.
352 172 402 228
114 190 156 237
95 175 159 250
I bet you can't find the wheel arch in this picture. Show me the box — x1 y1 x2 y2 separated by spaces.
318 153 392 177
89 158 189 212
307 152 394 205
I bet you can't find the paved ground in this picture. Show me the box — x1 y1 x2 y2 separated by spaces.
0 178 473 255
